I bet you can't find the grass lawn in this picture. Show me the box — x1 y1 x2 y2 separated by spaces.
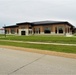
0 40 76 54
0 35 76 44
0 34 5 36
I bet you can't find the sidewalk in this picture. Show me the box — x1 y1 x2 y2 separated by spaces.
26 41 76 46
0 40 76 46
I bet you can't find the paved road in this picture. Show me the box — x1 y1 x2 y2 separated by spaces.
0 48 76 75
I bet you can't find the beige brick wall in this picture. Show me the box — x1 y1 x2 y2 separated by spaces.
5 23 72 35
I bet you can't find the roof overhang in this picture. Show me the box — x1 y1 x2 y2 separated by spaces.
3 25 18 28
17 22 32 25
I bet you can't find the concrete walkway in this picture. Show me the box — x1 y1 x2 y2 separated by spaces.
0 40 76 46
26 41 76 46
0 48 76 75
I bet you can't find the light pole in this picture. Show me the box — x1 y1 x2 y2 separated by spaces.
4 24 6 37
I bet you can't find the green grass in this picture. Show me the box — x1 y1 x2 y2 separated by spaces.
0 40 76 54
0 34 15 37
0 35 76 44
0 34 5 36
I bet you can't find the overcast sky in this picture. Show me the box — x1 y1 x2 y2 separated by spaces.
0 0 76 28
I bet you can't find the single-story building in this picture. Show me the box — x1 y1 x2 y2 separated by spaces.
4 21 74 36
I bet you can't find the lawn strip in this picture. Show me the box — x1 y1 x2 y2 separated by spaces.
0 35 76 44
0 45 76 59
0 40 76 54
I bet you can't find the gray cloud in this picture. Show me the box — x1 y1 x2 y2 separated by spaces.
0 0 76 27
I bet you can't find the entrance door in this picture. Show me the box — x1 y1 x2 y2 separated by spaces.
21 31 26 35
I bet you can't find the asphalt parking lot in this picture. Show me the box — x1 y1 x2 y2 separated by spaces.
0 48 76 75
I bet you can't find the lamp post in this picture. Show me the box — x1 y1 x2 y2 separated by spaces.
4 24 6 37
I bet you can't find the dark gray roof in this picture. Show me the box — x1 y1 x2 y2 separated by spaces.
32 21 66 25
3 25 18 28
31 21 74 27
17 22 31 25
3 20 74 28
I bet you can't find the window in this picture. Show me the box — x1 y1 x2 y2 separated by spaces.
17 29 18 34
11 29 15 34
39 28 40 34
58 27 63 33
34 28 40 34
44 27 51 34
55 27 57 34
29 30 32 34
36 28 39 34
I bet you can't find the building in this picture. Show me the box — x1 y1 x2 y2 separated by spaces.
4 21 74 36
0 28 4 34
72 28 76 34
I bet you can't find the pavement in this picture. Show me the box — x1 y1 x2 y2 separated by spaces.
0 40 76 46
0 48 76 75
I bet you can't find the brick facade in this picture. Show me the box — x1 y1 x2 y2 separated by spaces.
4 21 74 36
